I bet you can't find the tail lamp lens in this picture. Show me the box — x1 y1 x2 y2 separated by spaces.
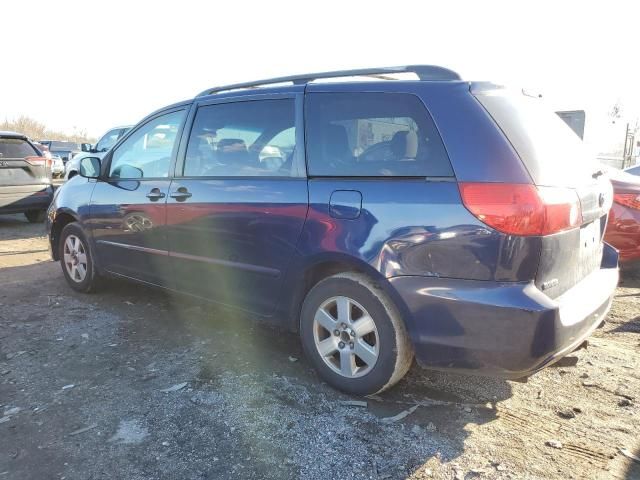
613 193 640 210
24 156 48 167
459 183 582 236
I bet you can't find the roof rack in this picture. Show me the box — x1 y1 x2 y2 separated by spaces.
196 65 461 97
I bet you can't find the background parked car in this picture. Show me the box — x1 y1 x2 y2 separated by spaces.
32 141 51 157
51 154 65 178
39 140 86 167
0 131 53 222
605 168 640 266
65 125 132 180
624 164 640 176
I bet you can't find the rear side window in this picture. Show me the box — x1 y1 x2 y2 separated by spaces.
183 99 296 177
475 91 599 186
0 138 38 158
305 93 452 177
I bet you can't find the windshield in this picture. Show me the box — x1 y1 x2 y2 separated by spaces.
95 128 122 152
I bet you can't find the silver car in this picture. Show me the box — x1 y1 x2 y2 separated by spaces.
65 125 132 180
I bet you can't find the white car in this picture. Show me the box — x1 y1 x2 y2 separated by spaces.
65 125 132 180
51 155 65 178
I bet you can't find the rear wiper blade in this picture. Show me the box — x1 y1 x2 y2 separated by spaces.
592 170 605 179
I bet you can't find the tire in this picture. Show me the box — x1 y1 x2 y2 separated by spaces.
24 210 46 223
58 222 100 293
300 272 413 395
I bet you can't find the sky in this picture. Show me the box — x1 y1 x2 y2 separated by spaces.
2 0 639 153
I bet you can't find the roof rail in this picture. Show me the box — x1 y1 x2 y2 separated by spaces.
196 65 461 97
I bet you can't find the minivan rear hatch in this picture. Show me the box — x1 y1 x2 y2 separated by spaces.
472 86 612 298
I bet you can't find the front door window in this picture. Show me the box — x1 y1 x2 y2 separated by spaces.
109 111 184 179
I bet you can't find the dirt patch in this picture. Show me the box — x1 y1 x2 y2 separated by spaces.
0 214 638 479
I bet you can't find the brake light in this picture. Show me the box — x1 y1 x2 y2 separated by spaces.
459 183 582 236
43 151 53 168
24 156 49 167
613 193 640 210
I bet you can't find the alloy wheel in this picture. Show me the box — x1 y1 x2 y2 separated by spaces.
63 235 88 283
312 296 379 378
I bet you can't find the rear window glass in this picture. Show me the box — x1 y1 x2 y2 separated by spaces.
305 93 452 177
0 138 38 158
50 141 80 150
475 91 599 186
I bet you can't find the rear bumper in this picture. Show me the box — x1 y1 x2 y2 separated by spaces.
389 243 619 379
0 185 53 214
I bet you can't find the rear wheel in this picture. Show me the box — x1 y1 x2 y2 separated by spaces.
25 210 45 223
300 272 413 395
59 222 100 292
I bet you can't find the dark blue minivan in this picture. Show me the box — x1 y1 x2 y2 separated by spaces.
47 66 618 395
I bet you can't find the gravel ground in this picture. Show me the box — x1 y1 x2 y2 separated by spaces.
0 214 638 479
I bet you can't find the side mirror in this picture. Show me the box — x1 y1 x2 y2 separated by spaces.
79 157 101 179
115 164 143 179
81 143 92 152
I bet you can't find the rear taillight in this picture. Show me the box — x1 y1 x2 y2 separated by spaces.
43 151 53 168
613 193 640 210
24 156 50 167
459 183 582 236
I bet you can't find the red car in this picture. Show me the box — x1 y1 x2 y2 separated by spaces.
605 169 640 265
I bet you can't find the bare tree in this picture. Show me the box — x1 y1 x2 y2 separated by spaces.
609 101 623 124
0 116 95 143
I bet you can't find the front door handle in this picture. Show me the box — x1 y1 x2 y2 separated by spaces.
170 187 192 201
146 188 166 201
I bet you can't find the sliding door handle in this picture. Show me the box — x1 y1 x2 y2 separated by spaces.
170 187 192 200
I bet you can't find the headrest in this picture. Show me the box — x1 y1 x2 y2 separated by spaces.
390 130 418 159
217 138 247 153
324 124 351 158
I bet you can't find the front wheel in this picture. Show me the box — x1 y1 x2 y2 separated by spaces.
300 272 413 395
59 222 100 293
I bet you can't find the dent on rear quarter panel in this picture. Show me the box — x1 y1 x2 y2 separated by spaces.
299 179 540 282
296 82 540 283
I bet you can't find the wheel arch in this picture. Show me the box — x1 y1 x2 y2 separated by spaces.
50 209 81 261
280 253 412 334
